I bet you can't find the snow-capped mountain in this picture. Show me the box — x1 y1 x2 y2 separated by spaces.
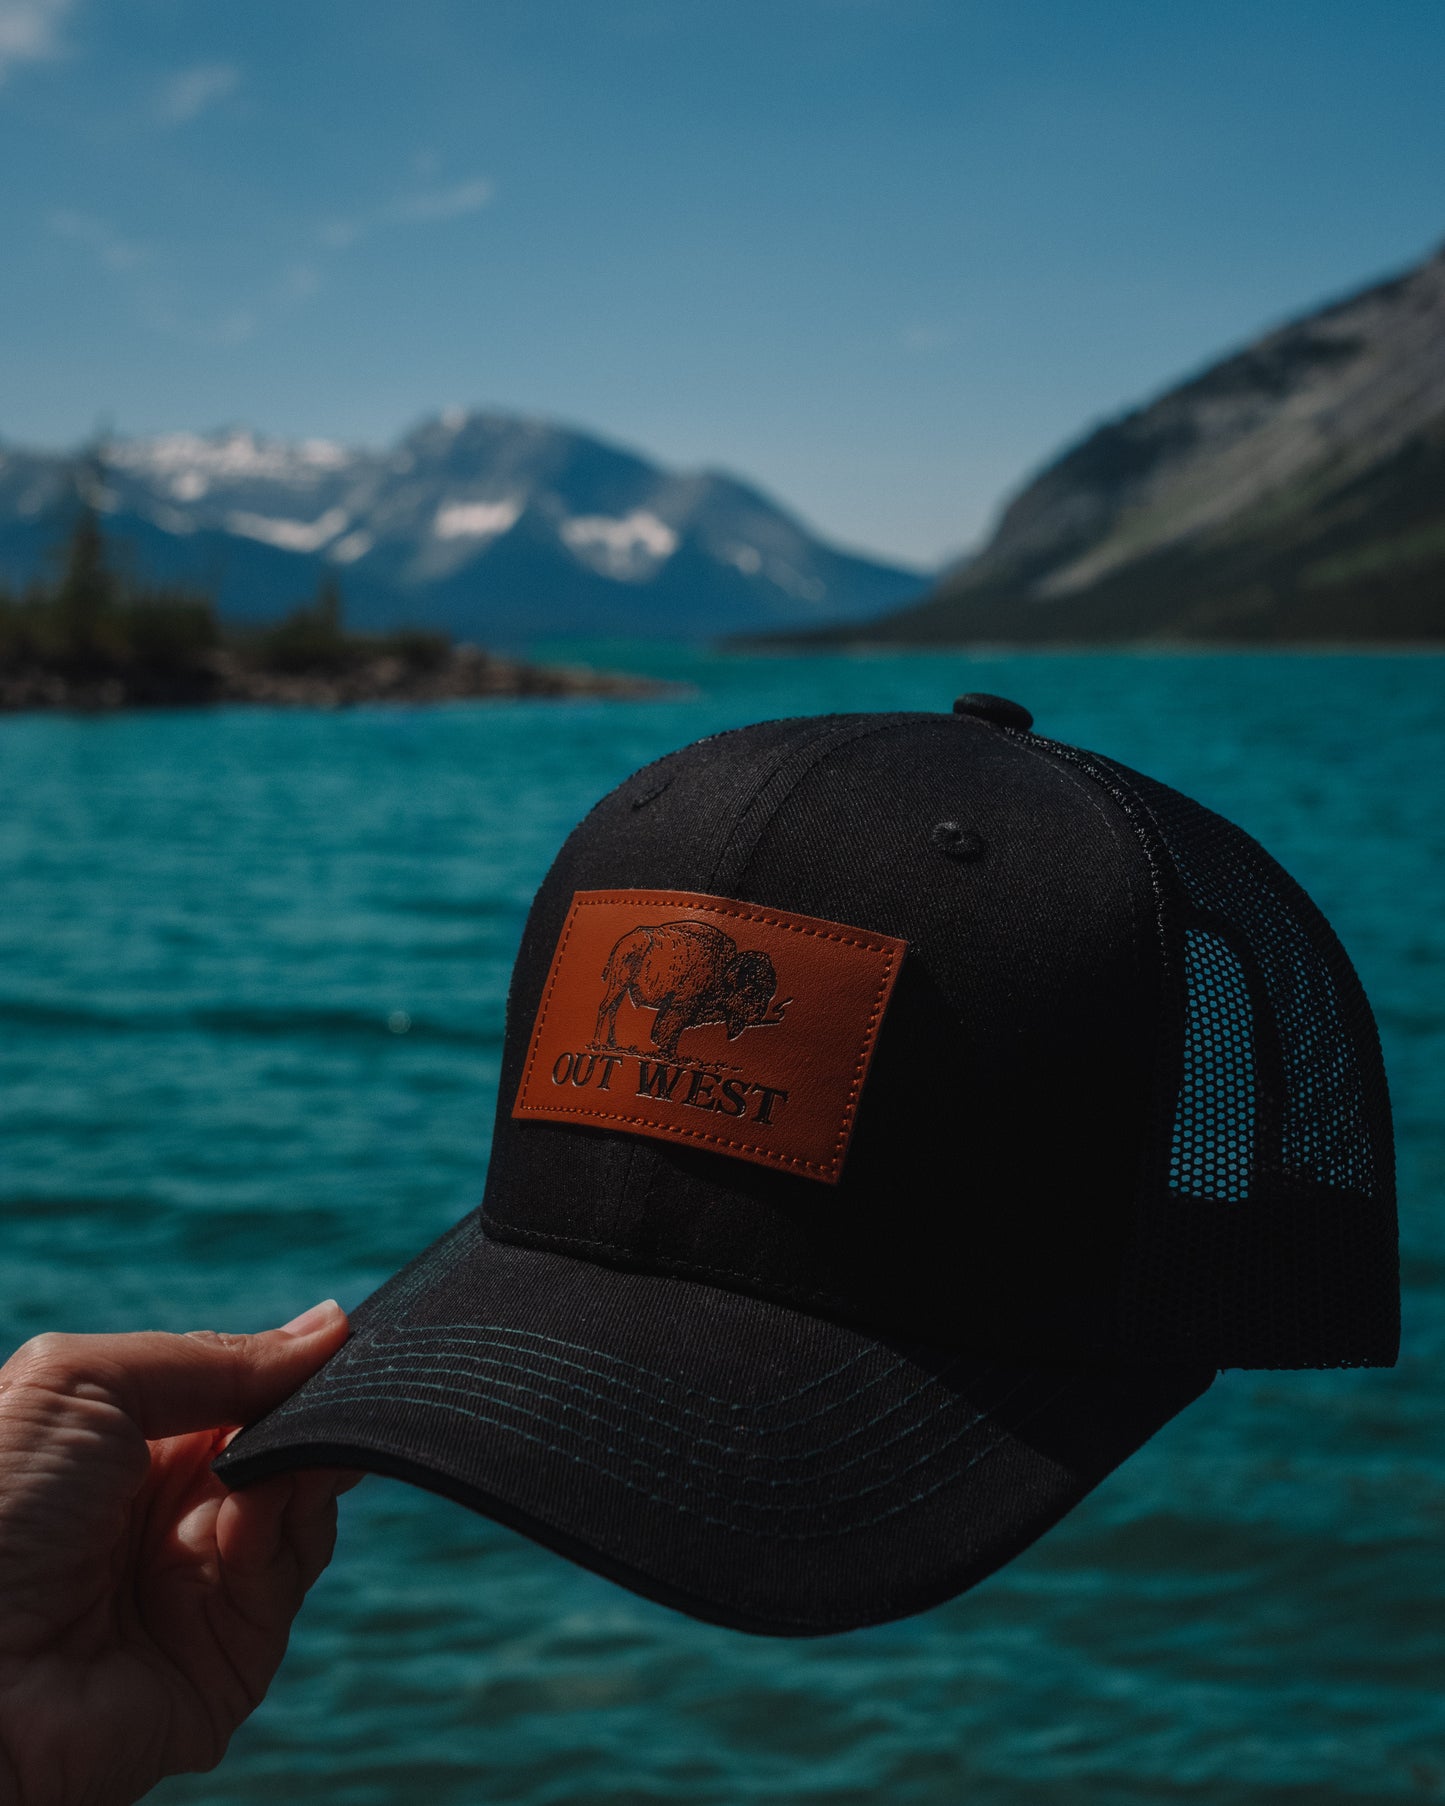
0 412 926 640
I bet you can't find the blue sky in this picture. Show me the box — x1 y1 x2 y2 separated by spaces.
1 0 1443 566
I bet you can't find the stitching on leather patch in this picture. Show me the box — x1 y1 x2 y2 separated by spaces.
512 889 906 1183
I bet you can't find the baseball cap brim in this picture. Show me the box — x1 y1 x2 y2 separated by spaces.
213 1212 1213 1636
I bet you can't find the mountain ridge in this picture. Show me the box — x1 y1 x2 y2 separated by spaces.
0 411 927 643
782 241 1445 646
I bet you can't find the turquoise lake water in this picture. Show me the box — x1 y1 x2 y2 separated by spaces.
2 649 1442 1805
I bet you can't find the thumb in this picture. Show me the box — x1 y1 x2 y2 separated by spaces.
9 1301 350 1442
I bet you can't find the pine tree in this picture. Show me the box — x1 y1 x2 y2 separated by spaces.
53 503 120 664
251 574 352 673
52 456 119 666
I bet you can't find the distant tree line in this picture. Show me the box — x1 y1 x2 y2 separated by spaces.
0 463 451 686
252 575 451 677
0 490 219 676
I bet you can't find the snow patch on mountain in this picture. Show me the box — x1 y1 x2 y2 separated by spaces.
112 430 350 484
767 562 827 602
433 498 521 541
330 530 373 564
561 510 678 580
226 507 350 552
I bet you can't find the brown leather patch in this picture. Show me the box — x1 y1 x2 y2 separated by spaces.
512 889 906 1183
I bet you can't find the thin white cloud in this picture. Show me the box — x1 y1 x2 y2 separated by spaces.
48 212 263 346
46 162 489 355
49 208 145 271
280 262 322 301
157 60 240 125
139 297 257 347
389 177 494 223
901 323 953 353
198 307 257 346
0 0 74 84
319 175 495 253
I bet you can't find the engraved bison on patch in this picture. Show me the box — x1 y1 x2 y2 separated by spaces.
593 919 791 1060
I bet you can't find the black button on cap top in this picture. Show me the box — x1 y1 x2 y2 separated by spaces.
952 692 1034 732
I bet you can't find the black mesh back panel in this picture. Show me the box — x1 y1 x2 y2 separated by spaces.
1171 928 1257 1203
1030 741 1398 1370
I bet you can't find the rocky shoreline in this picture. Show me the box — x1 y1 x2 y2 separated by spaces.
0 643 669 713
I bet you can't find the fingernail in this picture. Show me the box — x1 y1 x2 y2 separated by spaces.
279 1298 342 1337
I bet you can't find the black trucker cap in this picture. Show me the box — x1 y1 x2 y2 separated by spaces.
214 694 1399 1635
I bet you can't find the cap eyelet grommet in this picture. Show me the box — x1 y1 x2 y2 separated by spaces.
931 821 985 861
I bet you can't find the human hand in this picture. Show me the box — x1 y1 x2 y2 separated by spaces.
0 1301 358 1806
